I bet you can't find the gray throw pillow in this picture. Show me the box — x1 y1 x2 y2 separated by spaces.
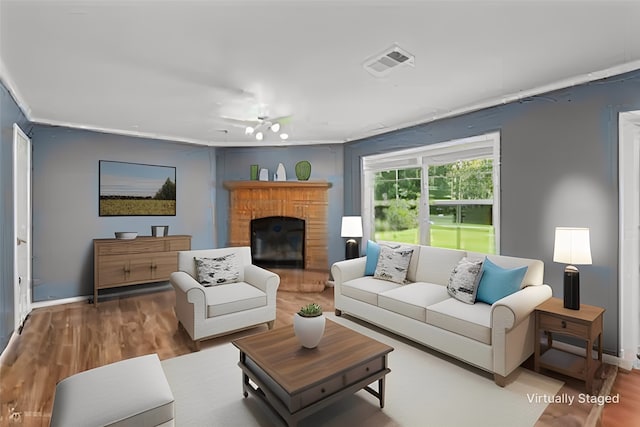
447 257 484 304
194 254 241 286
373 245 414 284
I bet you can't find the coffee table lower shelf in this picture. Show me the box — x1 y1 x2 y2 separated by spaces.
238 354 390 427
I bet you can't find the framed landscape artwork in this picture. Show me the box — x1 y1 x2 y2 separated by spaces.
99 160 176 216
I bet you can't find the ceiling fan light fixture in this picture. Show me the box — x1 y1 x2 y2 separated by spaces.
255 131 264 141
271 122 280 132
280 133 289 140
245 126 254 135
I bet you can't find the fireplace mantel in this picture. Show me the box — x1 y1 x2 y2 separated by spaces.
223 180 332 190
224 180 331 270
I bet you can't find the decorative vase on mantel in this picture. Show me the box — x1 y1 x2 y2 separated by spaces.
293 303 325 348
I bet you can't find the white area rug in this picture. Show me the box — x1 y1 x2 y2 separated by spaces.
161 314 563 426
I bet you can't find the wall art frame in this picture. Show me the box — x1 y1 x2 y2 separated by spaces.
99 160 176 216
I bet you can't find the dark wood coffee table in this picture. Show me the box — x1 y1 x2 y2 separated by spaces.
232 319 393 427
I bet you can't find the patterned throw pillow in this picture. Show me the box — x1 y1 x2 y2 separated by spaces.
373 245 414 284
447 258 484 304
194 254 241 286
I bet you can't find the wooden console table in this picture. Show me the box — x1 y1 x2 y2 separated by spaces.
534 297 605 393
93 235 191 305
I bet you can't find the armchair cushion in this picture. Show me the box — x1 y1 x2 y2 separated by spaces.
194 253 241 286
205 282 267 317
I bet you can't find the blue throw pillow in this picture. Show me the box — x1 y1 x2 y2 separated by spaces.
364 240 381 276
475 258 528 304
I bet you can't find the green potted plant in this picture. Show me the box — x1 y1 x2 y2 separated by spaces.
293 303 325 348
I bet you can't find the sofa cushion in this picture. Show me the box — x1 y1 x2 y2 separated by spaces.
364 240 381 276
447 257 484 304
205 282 266 317
194 253 241 286
377 241 421 282
414 246 467 285
374 245 414 284
342 277 401 305
378 283 450 321
426 298 493 345
475 258 528 305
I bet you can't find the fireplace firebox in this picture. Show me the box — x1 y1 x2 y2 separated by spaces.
251 216 305 268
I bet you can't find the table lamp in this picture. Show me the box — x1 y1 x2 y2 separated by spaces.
341 216 363 260
553 227 592 310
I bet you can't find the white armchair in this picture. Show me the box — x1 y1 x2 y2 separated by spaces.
170 247 280 350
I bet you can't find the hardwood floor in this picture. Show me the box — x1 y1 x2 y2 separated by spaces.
601 368 640 427
0 286 637 426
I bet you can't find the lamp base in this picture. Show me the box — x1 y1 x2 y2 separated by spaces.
345 239 359 260
563 265 580 310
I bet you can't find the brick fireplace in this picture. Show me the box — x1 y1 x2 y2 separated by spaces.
223 181 331 270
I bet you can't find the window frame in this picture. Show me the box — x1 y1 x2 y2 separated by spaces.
361 131 501 253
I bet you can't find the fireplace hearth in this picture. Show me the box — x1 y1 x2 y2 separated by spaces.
251 216 305 268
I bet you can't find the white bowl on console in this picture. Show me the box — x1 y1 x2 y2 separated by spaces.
115 232 138 240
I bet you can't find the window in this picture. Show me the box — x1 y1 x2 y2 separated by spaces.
362 132 500 254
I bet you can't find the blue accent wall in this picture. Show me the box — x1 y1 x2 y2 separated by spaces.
0 82 30 351
343 69 640 355
215 145 344 268
30 125 217 302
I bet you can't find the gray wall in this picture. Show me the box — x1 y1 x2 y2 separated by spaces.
0 82 30 350
30 126 217 301
344 70 640 355
215 145 344 268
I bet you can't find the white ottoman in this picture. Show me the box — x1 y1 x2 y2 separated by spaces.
50 354 174 427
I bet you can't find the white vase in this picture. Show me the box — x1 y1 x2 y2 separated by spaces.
275 163 286 181
293 313 326 348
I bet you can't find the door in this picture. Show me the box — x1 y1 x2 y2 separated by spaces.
13 124 32 331
619 111 640 369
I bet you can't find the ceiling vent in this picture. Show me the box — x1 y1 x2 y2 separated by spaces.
363 44 415 77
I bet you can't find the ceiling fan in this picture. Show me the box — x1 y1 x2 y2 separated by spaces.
221 113 292 141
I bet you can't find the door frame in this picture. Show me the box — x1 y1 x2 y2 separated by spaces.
618 111 640 370
13 123 32 330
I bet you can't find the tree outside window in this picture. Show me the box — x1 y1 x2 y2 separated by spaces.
372 159 495 253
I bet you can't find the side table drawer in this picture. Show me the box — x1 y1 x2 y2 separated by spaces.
539 314 588 337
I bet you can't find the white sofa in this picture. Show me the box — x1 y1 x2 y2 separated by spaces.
331 244 552 386
170 247 280 350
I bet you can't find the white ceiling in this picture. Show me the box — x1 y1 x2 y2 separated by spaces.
2 0 640 147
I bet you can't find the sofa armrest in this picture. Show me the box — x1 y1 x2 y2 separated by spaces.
331 257 367 287
244 264 280 299
491 284 552 330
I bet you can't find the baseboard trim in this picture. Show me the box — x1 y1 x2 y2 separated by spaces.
31 295 91 309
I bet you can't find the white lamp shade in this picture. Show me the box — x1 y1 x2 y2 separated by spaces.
341 216 363 238
553 227 592 265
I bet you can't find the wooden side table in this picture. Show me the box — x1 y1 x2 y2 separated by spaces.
534 297 605 393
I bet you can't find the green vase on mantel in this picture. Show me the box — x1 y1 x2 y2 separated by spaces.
295 160 311 181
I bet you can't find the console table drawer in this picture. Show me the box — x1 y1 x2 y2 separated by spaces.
539 314 587 337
